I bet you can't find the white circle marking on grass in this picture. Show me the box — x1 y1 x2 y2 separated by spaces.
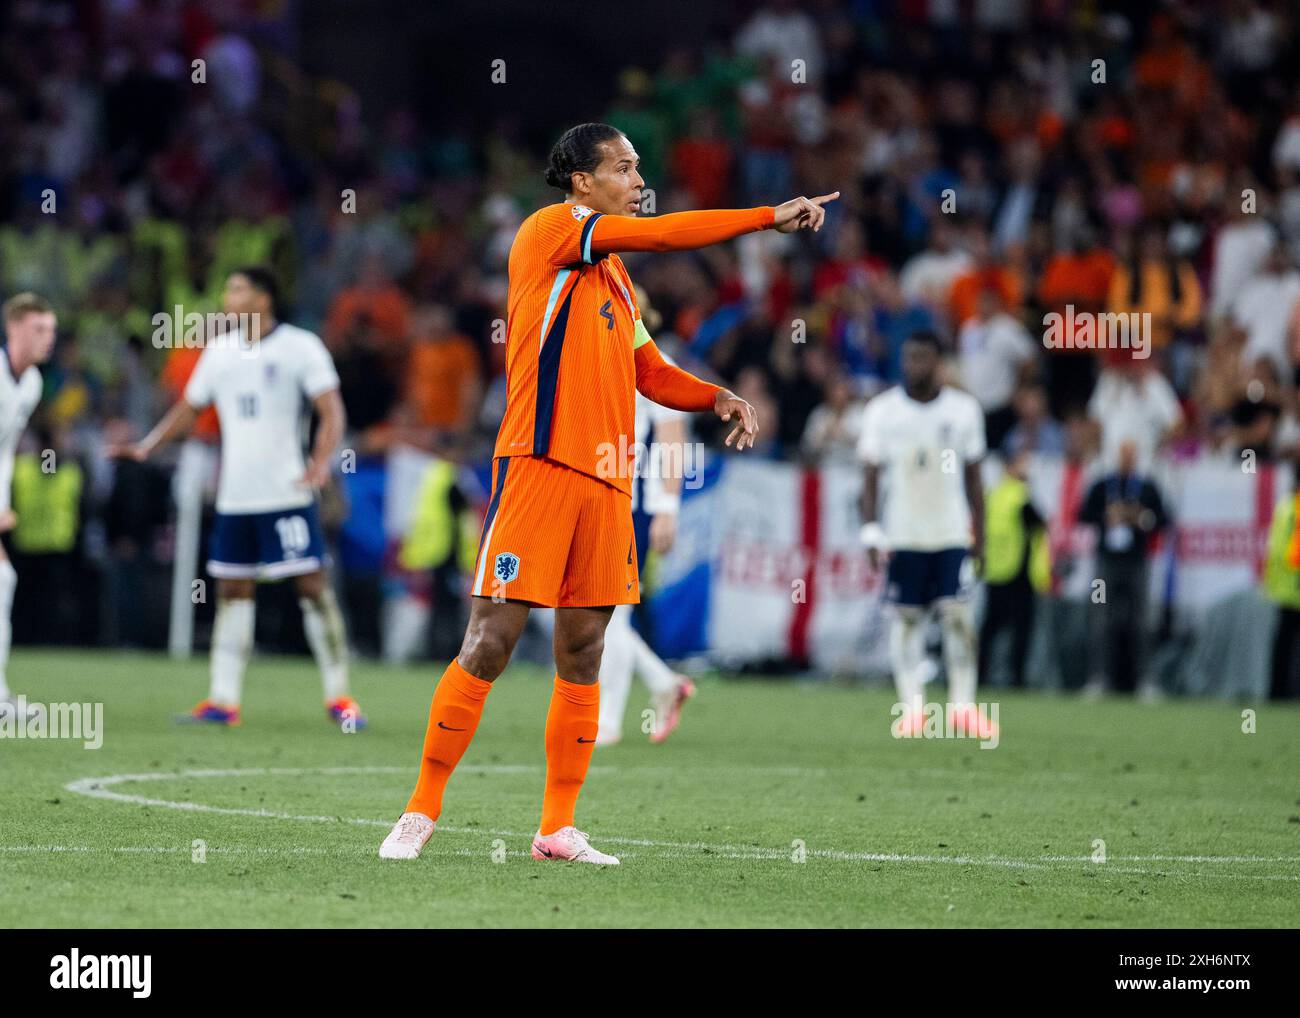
61 766 1300 876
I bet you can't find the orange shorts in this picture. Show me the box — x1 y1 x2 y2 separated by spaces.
471 455 639 608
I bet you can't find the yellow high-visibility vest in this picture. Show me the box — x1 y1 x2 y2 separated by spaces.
984 475 1050 591
12 454 82 554
399 460 478 573
1263 493 1300 610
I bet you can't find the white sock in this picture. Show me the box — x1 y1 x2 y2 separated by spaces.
598 604 635 739
0 558 15 701
940 598 978 707
889 609 926 710
301 589 349 702
630 628 676 695
210 598 255 708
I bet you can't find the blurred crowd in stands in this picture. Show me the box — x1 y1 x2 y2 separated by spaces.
3 0 1300 665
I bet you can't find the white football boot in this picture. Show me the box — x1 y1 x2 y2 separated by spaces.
531 826 620 865
378 812 436 859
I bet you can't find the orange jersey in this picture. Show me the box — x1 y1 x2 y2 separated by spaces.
493 202 772 495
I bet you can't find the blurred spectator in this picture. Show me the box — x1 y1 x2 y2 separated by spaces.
1078 438 1170 698
670 109 734 210
949 230 1022 328
899 219 970 310
1209 198 1274 319
957 286 1037 450
404 304 482 442
734 0 825 85
1001 383 1067 458
870 271 938 383
1106 226 1202 352
325 254 412 357
1226 355 1285 460
334 318 400 449
1088 359 1183 472
800 373 865 465
1230 240 1300 379
991 137 1047 253
1038 223 1115 417
812 219 883 300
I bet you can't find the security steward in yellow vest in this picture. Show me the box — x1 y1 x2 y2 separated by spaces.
1264 484 1300 700
978 449 1050 688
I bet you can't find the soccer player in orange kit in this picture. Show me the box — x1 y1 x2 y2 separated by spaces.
380 123 837 864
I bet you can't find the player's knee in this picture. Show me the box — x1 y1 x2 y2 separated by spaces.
218 578 255 601
457 622 514 681
893 606 924 629
939 599 975 643
555 626 605 681
293 571 326 599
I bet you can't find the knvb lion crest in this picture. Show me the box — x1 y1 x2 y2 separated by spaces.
494 552 520 584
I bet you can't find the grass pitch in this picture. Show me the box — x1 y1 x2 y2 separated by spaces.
1 648 1297 928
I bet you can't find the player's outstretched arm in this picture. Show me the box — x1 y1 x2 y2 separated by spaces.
634 340 758 452
589 192 839 256
105 400 198 461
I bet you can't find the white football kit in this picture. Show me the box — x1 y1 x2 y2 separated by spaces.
180 322 353 717
859 384 989 717
184 323 340 515
857 385 985 552
0 354 42 513
0 350 42 705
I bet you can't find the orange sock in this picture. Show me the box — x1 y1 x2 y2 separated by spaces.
405 659 493 821
539 675 600 836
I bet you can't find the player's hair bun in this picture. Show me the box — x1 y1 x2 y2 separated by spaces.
545 123 624 192
544 162 570 190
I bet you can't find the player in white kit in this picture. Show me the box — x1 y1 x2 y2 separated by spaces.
858 330 996 738
110 268 360 728
595 381 696 746
0 294 57 720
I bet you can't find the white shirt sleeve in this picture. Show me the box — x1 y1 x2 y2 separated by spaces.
183 348 216 409
1228 282 1255 328
1148 373 1183 432
299 333 341 398
964 395 987 460
857 399 882 464
1086 372 1112 421
1006 319 1036 364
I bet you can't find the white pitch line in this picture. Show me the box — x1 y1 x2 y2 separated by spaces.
2 845 1294 880
59 766 1300 876
0 844 539 859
